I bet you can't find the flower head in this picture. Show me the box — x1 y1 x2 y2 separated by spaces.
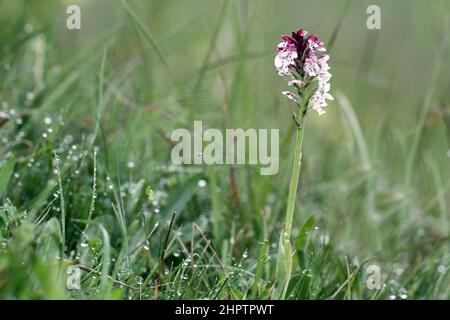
275 28 333 115
274 40 298 76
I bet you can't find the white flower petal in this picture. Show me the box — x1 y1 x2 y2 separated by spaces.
274 55 283 68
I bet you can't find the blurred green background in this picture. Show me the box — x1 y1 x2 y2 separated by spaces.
0 0 449 299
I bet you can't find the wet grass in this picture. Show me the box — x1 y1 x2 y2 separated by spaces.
0 0 449 299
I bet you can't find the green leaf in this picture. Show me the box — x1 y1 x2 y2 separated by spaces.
251 239 269 299
0 156 16 198
145 185 154 202
274 230 293 299
295 216 315 251
25 183 55 222
160 174 203 218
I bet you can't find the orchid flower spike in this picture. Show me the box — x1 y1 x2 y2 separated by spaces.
275 28 333 116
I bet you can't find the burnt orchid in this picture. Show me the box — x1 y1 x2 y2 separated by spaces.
274 28 333 299
275 28 333 115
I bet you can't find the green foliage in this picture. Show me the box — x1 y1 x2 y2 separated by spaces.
0 156 15 198
0 0 449 300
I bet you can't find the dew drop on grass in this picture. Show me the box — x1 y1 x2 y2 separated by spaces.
437 265 446 274
197 179 207 188
319 234 330 245
63 135 73 144
395 268 404 276
44 117 52 125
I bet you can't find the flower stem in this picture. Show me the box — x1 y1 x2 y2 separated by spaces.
284 120 305 243
276 114 306 299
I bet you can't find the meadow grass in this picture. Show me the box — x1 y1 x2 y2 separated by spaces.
0 0 449 299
